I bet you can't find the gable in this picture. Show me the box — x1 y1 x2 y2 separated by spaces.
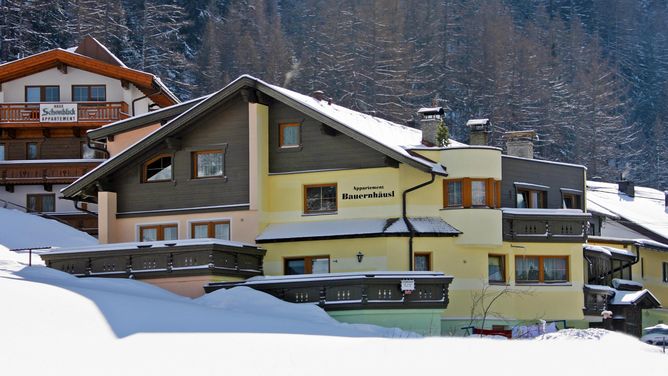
109 94 249 214
268 101 392 173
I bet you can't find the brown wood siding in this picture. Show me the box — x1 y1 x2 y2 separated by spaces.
1 137 85 159
112 95 250 213
501 156 585 209
268 102 388 173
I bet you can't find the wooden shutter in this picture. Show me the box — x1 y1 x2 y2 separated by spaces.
462 178 472 208
486 178 495 208
443 180 449 207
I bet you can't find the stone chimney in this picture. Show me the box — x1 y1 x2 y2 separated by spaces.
467 118 491 145
502 130 537 159
617 180 635 197
311 90 325 101
417 107 445 146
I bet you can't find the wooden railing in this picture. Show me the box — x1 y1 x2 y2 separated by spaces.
42 244 265 279
502 209 590 242
205 272 454 311
0 160 101 185
0 102 129 125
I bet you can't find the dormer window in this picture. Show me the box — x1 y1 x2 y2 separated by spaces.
142 154 172 182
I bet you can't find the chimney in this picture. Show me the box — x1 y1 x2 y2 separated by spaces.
617 180 635 197
417 107 445 146
503 130 537 159
311 90 325 101
467 118 491 145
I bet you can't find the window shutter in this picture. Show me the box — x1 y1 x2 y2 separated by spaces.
486 178 494 208
496 181 502 208
442 180 449 207
462 178 472 208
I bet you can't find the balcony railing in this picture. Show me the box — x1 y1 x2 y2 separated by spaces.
502 208 590 242
41 240 266 279
205 272 454 311
0 160 102 185
0 102 129 126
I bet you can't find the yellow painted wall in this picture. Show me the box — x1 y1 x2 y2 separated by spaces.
263 237 585 321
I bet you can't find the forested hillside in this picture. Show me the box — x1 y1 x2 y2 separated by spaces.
2 0 667 188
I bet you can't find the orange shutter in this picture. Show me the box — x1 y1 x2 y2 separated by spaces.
443 180 449 207
496 180 502 208
486 178 494 208
462 178 472 208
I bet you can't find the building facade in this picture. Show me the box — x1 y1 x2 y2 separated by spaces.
0 36 178 233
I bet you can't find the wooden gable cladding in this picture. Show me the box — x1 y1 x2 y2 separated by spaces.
0 49 177 107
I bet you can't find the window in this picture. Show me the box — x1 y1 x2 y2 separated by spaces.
414 253 431 271
663 262 668 283
142 154 172 182
26 143 38 159
25 86 60 102
443 178 501 208
72 85 106 102
0 143 5 160
562 193 581 209
285 256 330 275
304 184 337 214
191 221 230 240
279 123 301 147
611 259 632 280
26 194 55 213
516 189 546 208
81 143 104 159
488 254 506 283
193 150 224 178
139 224 178 242
515 256 569 283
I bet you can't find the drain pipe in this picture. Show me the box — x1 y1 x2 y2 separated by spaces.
402 172 436 271
132 86 163 116
86 135 110 159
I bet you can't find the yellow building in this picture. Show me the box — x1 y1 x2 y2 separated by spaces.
59 75 607 335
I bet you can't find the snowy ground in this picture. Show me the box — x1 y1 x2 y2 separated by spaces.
0 211 666 375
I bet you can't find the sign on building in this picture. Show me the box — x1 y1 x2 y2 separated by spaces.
40 103 77 122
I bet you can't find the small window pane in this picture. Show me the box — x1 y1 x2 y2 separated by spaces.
312 257 329 274
0 144 5 160
42 195 55 212
26 87 41 102
90 86 106 101
516 256 540 283
663 263 668 283
447 181 462 207
472 181 486 206
73 86 88 102
163 226 178 241
196 152 224 178
286 259 305 275
489 255 505 283
27 143 38 159
193 224 208 239
415 255 430 271
141 228 158 242
145 156 172 182
26 195 38 212
517 191 528 208
305 185 337 213
44 87 60 102
543 258 567 282
213 223 230 240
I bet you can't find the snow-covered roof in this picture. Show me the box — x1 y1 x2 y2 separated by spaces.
612 278 643 290
257 217 459 242
417 107 444 114
610 289 660 306
466 118 490 126
587 180 668 242
583 244 636 259
583 284 617 293
0 208 97 250
45 238 257 255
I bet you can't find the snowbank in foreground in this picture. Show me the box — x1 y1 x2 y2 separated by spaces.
0 249 665 376
0 208 97 250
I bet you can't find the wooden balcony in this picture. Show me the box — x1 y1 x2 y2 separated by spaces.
0 102 129 127
502 208 590 242
0 160 102 185
583 285 615 316
41 239 266 279
205 272 454 311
